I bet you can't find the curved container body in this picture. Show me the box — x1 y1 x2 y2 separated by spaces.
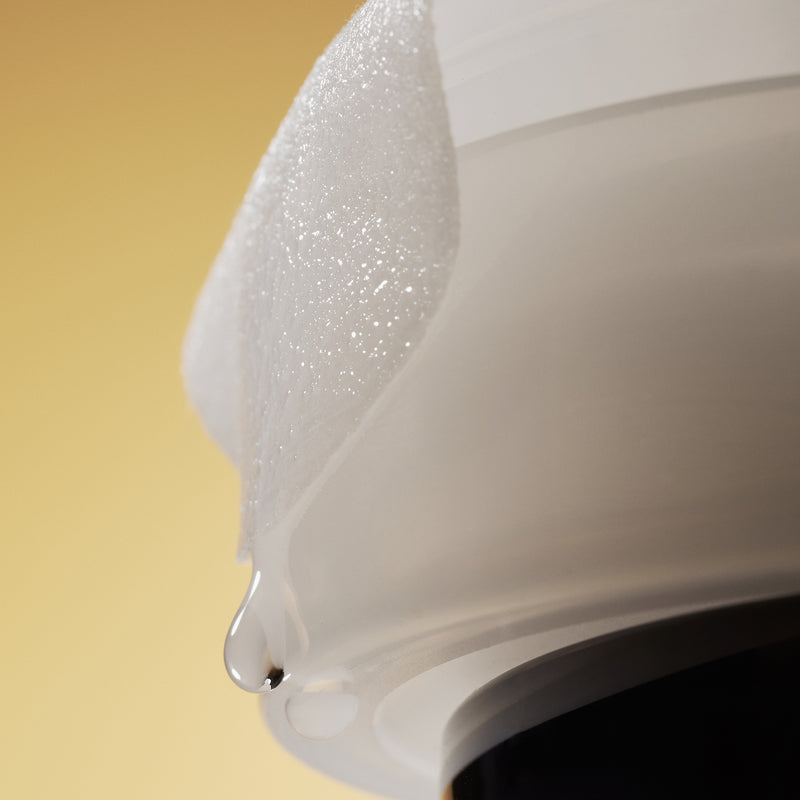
268 77 800 799
185 2 800 798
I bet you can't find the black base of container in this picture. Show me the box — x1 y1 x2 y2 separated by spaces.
451 600 800 800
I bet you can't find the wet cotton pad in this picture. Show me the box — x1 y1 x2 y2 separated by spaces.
183 0 458 671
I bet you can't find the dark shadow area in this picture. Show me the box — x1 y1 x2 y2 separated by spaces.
453 632 800 799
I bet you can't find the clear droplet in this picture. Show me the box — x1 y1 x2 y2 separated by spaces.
224 568 281 693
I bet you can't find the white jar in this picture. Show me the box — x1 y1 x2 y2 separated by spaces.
185 2 800 798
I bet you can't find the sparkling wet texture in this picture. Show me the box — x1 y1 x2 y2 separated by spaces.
191 0 458 690
239 0 458 552
185 0 458 555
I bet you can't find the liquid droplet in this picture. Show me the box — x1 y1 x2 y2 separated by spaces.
224 568 280 693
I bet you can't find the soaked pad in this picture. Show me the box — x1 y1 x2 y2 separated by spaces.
183 0 458 554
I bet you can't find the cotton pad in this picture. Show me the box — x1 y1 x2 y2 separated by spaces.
183 0 458 556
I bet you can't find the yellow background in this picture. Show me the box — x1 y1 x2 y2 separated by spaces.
1 1 378 797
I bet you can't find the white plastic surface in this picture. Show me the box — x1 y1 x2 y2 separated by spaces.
260 82 800 799
183 1 800 798
433 0 800 146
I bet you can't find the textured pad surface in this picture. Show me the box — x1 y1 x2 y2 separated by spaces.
183 0 458 551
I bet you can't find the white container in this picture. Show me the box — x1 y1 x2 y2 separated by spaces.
185 2 800 798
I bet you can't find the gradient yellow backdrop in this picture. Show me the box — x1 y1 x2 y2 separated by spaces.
1 1 379 797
